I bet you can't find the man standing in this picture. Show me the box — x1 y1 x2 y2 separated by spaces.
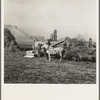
62 37 71 59
50 34 53 41
63 37 68 49
62 38 68 59
37 43 42 57
53 30 57 41
88 38 93 48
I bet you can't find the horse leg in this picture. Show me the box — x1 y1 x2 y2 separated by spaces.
59 53 62 61
48 53 51 61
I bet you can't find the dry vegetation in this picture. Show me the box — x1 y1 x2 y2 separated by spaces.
4 28 96 84
4 51 96 84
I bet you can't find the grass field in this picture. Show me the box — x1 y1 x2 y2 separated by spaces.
4 51 96 84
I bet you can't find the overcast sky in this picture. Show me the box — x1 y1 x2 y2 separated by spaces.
4 0 98 41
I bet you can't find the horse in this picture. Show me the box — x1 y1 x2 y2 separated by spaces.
42 43 63 61
46 46 63 61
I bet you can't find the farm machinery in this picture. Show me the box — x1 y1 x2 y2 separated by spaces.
10 25 41 57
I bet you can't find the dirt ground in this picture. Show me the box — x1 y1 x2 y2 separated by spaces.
4 51 96 84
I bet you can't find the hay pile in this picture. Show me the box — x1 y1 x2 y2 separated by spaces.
4 28 20 52
63 38 96 62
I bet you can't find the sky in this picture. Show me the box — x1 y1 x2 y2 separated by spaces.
4 0 98 41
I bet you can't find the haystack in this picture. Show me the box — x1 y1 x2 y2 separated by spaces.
63 38 96 62
4 28 20 53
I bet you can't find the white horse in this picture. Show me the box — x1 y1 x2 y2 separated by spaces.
47 47 63 61
42 43 63 61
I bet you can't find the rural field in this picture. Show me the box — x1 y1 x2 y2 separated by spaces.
4 51 96 84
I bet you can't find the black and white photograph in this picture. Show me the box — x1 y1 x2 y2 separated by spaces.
4 0 97 84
